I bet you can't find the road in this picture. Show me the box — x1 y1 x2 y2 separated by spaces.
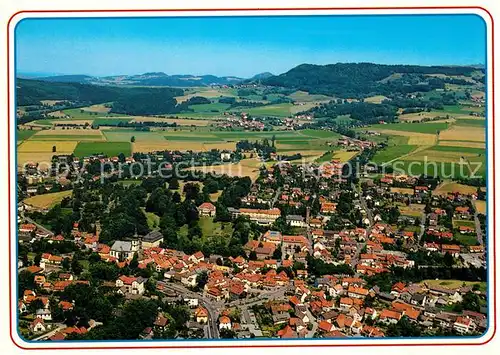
20 212 54 236
271 187 282 208
161 283 220 339
305 309 318 338
474 211 484 245
354 182 373 227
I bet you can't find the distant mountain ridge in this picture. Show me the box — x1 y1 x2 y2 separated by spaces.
34 72 245 87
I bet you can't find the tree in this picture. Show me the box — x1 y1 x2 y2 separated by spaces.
52 145 57 153
61 257 71 270
249 251 257 261
18 270 35 296
130 252 139 269
34 253 42 266
168 178 179 190
71 258 83 275
130 136 136 143
272 248 282 260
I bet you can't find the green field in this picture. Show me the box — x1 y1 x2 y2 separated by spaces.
17 130 37 142
372 145 417 164
93 118 133 126
454 233 479 246
453 219 476 228
374 122 449 134
73 142 132 157
103 130 166 142
455 118 487 127
29 134 103 141
235 103 293 117
430 145 486 155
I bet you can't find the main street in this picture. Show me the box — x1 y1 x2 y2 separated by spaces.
161 283 220 339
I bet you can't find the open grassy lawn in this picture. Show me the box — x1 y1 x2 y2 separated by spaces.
390 187 415 195
17 130 38 142
73 142 132 157
454 232 479 246
198 216 233 237
142 208 160 229
421 279 486 292
117 179 142 186
452 219 476 228
23 190 73 209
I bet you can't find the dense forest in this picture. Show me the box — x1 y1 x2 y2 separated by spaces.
17 79 184 115
262 63 483 98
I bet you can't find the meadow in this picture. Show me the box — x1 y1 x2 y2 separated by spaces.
23 190 73 209
73 142 132 158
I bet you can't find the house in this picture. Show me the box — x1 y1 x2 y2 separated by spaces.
36 309 52 321
195 306 209 323
286 215 307 228
378 309 402 324
184 298 199 308
115 275 147 295
219 315 232 330
347 286 369 299
153 314 169 332
454 316 475 334
142 231 164 248
110 240 138 261
198 202 217 217
30 318 47 333
181 273 198 288
239 208 281 226
441 244 461 257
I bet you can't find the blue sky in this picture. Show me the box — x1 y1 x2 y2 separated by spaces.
15 14 486 78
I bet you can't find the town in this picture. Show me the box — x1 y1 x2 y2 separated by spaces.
17 144 487 341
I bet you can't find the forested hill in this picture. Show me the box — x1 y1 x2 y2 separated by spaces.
17 78 185 115
262 63 484 98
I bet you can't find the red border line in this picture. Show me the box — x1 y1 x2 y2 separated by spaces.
7 6 497 350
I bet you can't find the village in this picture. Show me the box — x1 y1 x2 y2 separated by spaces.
17 151 488 341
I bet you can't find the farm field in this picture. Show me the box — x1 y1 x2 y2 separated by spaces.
23 190 73 209
433 181 481 196
237 103 294 117
287 91 333 103
390 187 415 195
370 122 449 134
438 125 485 142
474 200 487 214
316 150 358 163
130 116 216 126
30 129 105 141
399 204 425 217
364 95 388 104
184 157 263 181
73 142 132 157
82 104 112 113
17 130 38 142
103 130 166 142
